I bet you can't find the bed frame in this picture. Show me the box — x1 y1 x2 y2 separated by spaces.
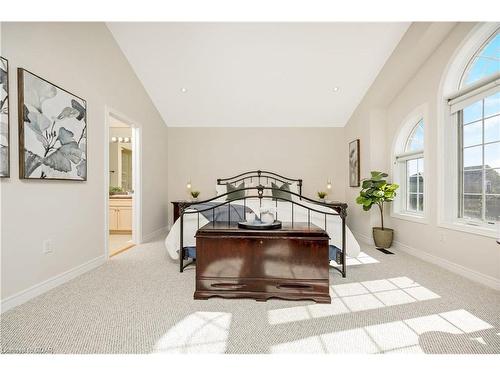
178 170 347 277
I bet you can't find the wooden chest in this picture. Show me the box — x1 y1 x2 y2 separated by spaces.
194 222 331 303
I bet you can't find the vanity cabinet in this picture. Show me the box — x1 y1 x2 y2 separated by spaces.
109 197 133 233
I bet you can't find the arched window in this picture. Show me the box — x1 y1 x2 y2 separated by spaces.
440 24 500 235
453 29 500 222
460 32 500 88
394 118 425 216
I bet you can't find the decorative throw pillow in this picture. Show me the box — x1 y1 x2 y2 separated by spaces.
271 182 292 201
226 182 245 201
215 184 227 197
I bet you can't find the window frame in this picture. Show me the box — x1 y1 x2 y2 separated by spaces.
457 94 500 224
438 23 500 238
391 107 429 224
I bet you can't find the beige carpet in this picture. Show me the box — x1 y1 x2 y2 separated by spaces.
1 236 499 354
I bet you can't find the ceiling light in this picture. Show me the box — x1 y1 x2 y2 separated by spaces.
181 88 188 93
333 87 340 92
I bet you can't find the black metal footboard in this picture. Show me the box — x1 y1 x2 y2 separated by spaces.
178 183 348 278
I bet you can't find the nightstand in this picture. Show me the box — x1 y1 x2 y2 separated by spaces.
171 200 190 222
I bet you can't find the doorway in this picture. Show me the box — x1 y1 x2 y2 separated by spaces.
105 108 142 258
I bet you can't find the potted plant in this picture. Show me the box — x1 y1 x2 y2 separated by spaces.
355 171 399 249
317 191 327 202
109 186 124 196
190 190 200 202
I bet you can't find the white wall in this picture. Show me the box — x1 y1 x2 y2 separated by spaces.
167 127 346 226
344 22 500 287
0 23 169 304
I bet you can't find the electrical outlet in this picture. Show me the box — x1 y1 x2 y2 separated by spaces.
43 239 53 254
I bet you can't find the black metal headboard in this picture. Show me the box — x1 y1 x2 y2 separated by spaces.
217 170 303 196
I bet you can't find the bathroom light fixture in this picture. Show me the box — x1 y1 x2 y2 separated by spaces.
181 88 188 93
124 137 130 143
333 87 340 92
111 136 117 143
118 137 124 143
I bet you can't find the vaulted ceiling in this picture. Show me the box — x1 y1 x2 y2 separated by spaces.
108 22 409 127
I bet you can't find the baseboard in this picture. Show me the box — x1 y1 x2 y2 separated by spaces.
142 226 169 243
393 240 500 291
352 230 374 246
1 255 105 313
353 230 500 291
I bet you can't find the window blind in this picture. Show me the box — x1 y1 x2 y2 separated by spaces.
448 72 500 114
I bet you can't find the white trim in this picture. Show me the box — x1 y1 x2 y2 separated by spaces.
438 220 497 239
393 240 500 291
104 107 143 260
142 226 169 243
390 104 429 222
391 211 429 225
1 255 105 313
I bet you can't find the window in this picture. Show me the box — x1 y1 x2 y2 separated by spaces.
459 93 500 221
439 23 500 237
455 30 500 223
394 119 425 217
461 32 500 87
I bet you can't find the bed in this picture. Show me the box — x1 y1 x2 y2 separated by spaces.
165 170 361 277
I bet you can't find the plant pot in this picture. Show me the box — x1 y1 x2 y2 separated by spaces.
372 227 394 249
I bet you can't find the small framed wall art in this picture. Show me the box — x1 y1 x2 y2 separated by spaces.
349 139 360 187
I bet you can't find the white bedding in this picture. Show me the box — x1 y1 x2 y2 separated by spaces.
165 198 361 259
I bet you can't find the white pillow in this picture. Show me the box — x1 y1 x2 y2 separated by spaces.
215 184 227 197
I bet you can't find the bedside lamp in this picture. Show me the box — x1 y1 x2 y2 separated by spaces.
326 179 332 203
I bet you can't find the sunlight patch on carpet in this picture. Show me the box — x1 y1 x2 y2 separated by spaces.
270 309 493 353
268 277 440 325
153 311 232 353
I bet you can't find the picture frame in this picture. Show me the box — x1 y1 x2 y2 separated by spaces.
0 56 9 178
18 68 87 181
349 139 360 187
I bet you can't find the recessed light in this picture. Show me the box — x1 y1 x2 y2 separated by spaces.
333 87 340 92
180 88 188 93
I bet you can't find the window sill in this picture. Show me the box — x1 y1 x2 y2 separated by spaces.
438 220 497 239
391 211 428 224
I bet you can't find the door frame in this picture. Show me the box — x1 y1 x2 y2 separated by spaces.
104 106 143 259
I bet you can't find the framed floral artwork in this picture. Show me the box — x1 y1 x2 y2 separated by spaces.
18 68 87 180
